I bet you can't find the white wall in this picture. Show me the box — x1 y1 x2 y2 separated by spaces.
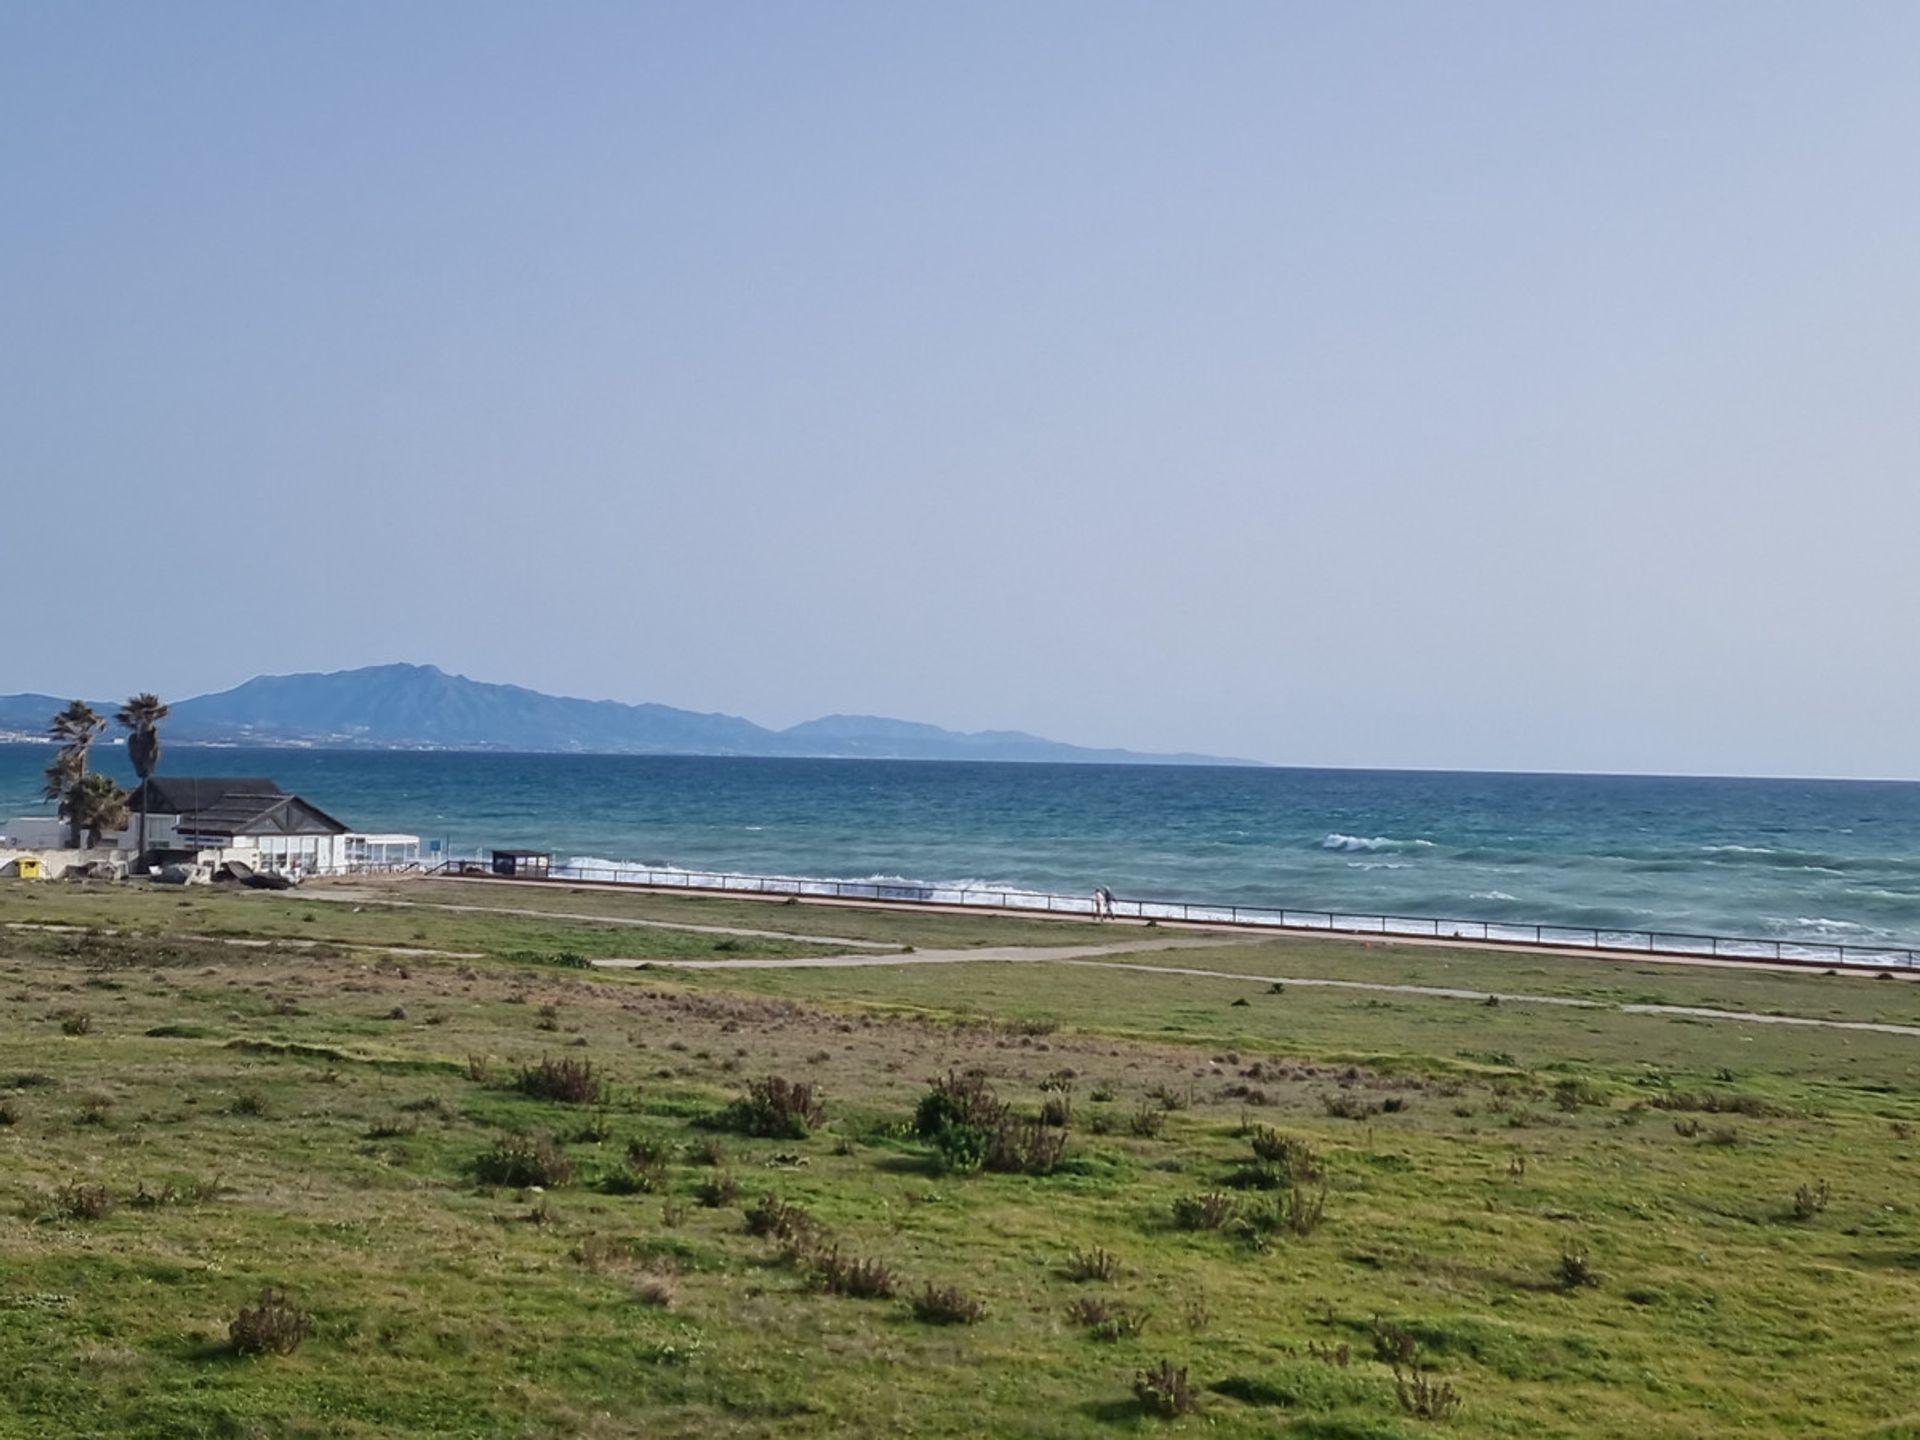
1 817 69 847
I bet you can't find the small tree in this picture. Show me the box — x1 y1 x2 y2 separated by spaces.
67 774 129 847
116 693 170 860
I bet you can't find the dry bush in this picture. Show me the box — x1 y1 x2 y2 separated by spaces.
229 1288 312 1356
1247 1127 1322 1180
1068 1296 1148 1341
809 1245 896 1299
722 1076 826 1138
632 1267 680 1309
1065 1246 1120 1282
475 1133 572 1188
518 1056 607 1106
1394 1361 1462 1421
1790 1178 1831 1221
1134 1359 1198 1418
54 1182 115 1221
911 1281 985 1324
59 1011 92 1036
1171 1192 1239 1231
696 1172 739 1208
1556 1250 1599 1290
744 1194 814 1243
1127 1105 1165 1138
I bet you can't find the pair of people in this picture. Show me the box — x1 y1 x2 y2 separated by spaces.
1091 884 1117 920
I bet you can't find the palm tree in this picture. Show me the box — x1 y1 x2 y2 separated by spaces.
117 693 170 859
45 701 107 847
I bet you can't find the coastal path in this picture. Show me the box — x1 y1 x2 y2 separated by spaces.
608 943 1920 1040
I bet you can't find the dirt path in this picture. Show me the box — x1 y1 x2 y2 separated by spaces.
607 944 1920 1039
591 934 1248 970
299 889 909 951
2 919 484 960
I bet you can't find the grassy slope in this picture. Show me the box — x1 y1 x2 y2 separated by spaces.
1 880 1917 1439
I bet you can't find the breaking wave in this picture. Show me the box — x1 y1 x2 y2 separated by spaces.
1321 833 1435 855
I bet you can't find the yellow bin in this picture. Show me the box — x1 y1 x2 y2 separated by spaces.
12 856 46 880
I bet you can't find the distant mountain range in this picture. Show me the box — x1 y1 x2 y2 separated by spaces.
0 664 1252 766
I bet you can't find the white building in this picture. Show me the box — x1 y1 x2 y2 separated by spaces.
117 776 419 875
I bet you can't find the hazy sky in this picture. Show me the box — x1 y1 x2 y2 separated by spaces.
4 3 1917 777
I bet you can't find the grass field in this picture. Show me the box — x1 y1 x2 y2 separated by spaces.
2 876 1917 1438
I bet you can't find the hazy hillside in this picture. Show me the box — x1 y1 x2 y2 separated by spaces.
0 665 1248 764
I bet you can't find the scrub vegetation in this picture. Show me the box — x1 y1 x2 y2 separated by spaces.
1 877 1917 1437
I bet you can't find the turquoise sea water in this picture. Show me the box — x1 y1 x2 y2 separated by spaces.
4 743 1919 948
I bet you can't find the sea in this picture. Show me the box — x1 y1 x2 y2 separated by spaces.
4 742 1920 951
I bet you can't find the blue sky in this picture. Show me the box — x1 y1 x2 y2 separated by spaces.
3 3 1917 775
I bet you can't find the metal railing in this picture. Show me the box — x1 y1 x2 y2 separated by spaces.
417 857 1920 971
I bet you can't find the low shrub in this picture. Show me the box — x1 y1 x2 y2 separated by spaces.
1172 1192 1239 1232
911 1281 985 1324
475 1134 572 1188
1790 1178 1831 1221
1247 1127 1321 1180
1068 1296 1148 1341
598 1162 663 1196
687 1136 728 1167
229 1288 312 1357
0 1099 18 1127
810 1245 896 1299
632 1267 680 1309
1371 1318 1418 1367
722 1076 826 1139
1065 1246 1120 1282
1038 1093 1073 1128
1134 1359 1198 1418
54 1181 115 1221
518 1056 607 1106
696 1172 739 1208
58 1011 92 1037
1556 1250 1599 1290
1321 1091 1379 1121
1128 1105 1165 1139
229 1090 269 1118
1649 1092 1780 1118
744 1194 814 1243
1394 1361 1462 1421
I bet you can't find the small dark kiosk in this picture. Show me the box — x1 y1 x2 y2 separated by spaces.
489 849 552 879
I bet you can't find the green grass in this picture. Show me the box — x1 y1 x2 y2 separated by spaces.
2 880 1918 1438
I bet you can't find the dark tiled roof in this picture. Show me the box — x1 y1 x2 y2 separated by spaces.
128 777 349 836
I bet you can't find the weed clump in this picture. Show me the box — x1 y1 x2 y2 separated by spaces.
518 1056 607 1106
1556 1250 1599 1290
1068 1296 1148 1340
58 1011 92 1037
721 1076 826 1139
229 1288 312 1356
809 1245 897 1299
52 1182 116 1221
1172 1191 1239 1231
744 1194 814 1244
696 1172 739 1208
1065 1246 1120 1282
1134 1359 1198 1418
914 1071 1067 1175
912 1281 986 1324
1394 1361 1462 1421
475 1134 572 1188
1790 1178 1831 1221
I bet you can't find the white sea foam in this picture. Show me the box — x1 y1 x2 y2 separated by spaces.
1321 833 1434 854
1471 890 1519 902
